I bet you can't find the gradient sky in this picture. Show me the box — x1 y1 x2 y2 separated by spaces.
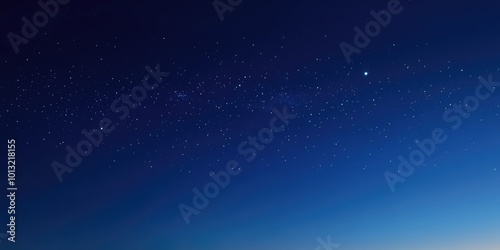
1 0 500 249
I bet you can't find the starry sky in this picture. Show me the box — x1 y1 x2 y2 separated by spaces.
1 0 500 249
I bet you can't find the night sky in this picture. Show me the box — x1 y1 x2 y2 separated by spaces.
1 0 500 249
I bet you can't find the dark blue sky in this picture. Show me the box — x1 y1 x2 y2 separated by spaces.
1 0 500 249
